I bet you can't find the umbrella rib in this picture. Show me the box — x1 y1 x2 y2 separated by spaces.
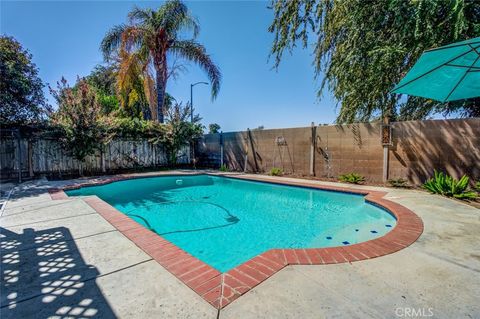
470 44 480 57
445 64 480 69
443 54 480 102
425 38 480 52
393 47 476 92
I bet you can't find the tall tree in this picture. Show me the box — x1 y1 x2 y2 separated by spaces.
85 64 120 115
101 0 221 123
269 0 480 123
87 64 117 96
0 36 48 125
208 123 221 134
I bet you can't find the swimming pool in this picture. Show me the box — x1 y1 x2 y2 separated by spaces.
66 175 397 272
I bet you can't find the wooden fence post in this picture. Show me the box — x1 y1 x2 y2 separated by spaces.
101 145 106 173
28 139 34 177
15 129 22 183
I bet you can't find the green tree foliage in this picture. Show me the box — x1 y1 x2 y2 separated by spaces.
156 102 203 165
0 36 48 124
85 64 120 115
269 0 480 123
101 0 222 123
50 78 106 163
87 64 117 96
208 123 221 134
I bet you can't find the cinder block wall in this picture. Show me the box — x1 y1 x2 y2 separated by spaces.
195 118 480 184
389 118 479 184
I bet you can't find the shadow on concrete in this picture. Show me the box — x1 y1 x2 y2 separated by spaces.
0 226 116 318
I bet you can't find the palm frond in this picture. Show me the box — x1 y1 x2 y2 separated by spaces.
128 6 153 25
121 26 147 53
157 0 199 37
167 58 188 80
142 70 158 120
101 24 127 61
170 40 221 99
116 49 150 114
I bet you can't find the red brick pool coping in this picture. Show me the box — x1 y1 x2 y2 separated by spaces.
48 173 423 309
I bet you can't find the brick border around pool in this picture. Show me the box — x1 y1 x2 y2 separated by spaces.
48 173 423 309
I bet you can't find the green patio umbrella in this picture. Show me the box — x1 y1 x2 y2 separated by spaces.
392 37 480 102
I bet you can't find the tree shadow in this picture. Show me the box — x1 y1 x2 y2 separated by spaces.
0 226 116 318
70 175 215 209
222 132 248 171
390 119 480 184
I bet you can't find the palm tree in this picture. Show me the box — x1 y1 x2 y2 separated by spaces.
116 49 155 119
101 0 221 123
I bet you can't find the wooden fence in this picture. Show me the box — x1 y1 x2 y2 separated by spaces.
0 134 189 181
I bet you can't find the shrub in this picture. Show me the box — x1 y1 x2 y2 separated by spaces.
388 178 410 188
219 164 228 172
476 181 480 192
423 171 477 200
339 173 365 184
269 167 283 176
50 77 106 163
158 103 203 165
102 116 165 139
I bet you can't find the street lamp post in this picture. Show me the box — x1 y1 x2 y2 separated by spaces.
190 82 208 122
189 82 208 168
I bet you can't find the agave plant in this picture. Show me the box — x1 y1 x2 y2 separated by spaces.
423 171 477 200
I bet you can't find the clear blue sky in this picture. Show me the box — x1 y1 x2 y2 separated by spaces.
1 0 339 132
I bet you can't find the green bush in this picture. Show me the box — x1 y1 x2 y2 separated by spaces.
102 116 165 139
219 164 228 172
476 181 480 192
388 178 410 188
339 173 365 184
423 171 477 200
269 167 283 176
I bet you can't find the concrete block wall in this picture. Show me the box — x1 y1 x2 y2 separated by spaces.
195 118 480 184
389 118 479 184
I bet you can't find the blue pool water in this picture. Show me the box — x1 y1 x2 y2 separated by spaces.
66 175 396 272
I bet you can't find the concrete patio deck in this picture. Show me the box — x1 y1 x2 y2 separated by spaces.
1 172 479 318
